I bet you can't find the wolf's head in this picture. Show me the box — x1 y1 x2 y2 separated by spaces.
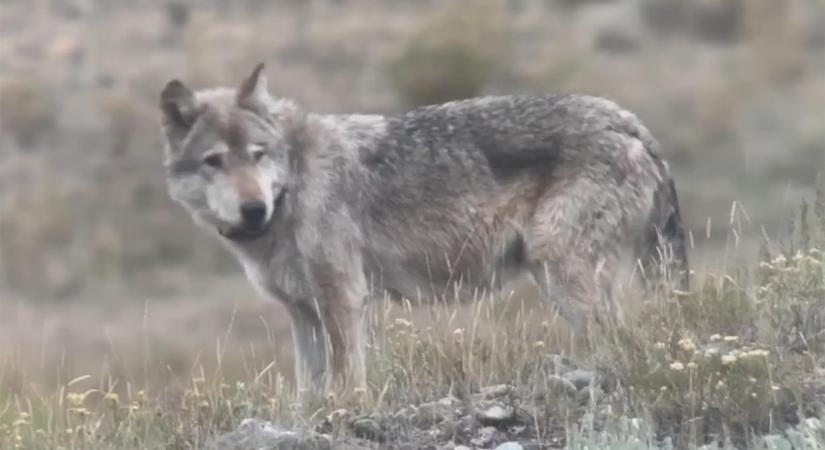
160 64 300 241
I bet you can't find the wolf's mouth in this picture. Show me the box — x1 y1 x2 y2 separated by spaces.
219 188 287 242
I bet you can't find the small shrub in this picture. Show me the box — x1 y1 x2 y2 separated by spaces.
757 250 825 354
166 1 190 29
602 281 813 447
0 78 58 149
386 2 510 108
639 0 744 43
93 90 144 156
599 182 825 447
0 178 90 298
758 179 825 355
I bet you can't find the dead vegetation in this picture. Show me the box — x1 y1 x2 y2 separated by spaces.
0 183 822 449
0 0 823 448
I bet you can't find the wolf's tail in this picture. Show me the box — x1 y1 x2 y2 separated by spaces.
636 169 690 292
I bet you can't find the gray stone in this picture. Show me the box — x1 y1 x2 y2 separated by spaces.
438 395 460 406
471 426 504 448
413 397 461 426
495 442 524 450
211 418 332 450
441 444 472 450
476 403 515 425
562 369 595 390
477 384 513 400
350 417 384 442
332 441 373 450
454 413 476 435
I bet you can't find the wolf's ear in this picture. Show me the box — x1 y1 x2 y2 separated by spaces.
160 80 197 140
236 63 270 113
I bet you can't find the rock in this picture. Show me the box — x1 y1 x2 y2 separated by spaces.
333 441 374 450
562 369 595 390
471 426 505 448
412 396 461 426
476 403 515 425
212 418 332 450
438 442 468 450
454 413 476 436
440 395 460 405
477 384 513 400
317 408 351 434
495 442 524 450
393 405 414 420
696 445 718 450
350 417 384 442
596 366 619 393
440 444 472 450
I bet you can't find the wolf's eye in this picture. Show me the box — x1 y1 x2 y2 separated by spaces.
203 154 223 169
252 151 266 163
251 143 267 163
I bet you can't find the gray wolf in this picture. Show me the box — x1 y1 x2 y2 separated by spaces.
159 63 688 394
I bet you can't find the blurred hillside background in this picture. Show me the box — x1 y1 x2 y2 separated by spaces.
0 0 823 391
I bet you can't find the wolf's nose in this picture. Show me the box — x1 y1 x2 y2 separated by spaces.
240 200 267 228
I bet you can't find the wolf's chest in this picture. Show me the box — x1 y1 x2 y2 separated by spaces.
239 257 272 299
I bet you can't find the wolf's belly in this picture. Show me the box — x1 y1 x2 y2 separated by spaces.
362 249 511 304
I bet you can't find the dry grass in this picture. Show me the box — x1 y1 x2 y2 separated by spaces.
0 185 822 449
0 0 823 448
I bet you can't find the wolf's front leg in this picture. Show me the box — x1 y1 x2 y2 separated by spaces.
312 267 368 393
320 295 367 392
285 301 328 397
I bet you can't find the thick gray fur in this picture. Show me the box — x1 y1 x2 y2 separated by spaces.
160 65 688 395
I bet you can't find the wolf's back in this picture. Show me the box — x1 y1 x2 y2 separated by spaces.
420 94 660 172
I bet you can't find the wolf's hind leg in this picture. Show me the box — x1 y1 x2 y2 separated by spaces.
530 258 599 338
526 172 635 341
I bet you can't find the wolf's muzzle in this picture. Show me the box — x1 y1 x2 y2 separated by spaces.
240 200 267 229
219 188 287 242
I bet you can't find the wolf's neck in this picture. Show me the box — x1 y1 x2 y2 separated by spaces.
302 113 387 158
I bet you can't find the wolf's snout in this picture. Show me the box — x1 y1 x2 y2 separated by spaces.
240 200 267 229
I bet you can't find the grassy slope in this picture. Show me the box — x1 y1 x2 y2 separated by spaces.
0 184 823 449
